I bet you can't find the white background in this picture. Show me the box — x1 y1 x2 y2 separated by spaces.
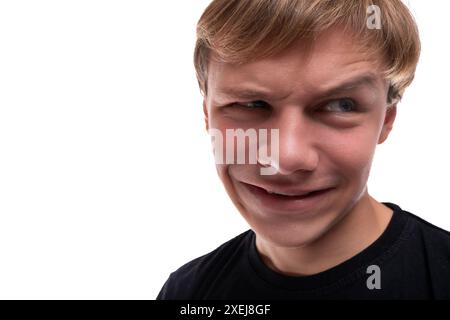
0 0 448 299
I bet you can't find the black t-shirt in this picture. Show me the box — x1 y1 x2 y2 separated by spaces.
157 202 450 299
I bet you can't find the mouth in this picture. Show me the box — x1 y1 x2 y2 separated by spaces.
239 182 335 213
265 188 331 199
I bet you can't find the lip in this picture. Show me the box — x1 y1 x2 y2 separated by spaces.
240 182 335 214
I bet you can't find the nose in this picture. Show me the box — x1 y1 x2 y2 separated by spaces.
268 106 319 175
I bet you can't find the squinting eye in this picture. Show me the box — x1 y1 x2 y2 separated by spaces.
233 100 269 109
323 98 357 113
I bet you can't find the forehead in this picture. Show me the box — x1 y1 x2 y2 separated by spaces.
207 29 386 100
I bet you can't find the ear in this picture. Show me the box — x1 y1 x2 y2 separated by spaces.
378 104 397 144
203 98 209 131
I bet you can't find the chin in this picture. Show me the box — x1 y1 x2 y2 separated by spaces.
245 208 344 248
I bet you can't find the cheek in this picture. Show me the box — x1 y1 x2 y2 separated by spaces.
215 164 251 215
322 128 379 184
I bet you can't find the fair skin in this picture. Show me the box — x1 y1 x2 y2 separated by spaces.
203 29 397 276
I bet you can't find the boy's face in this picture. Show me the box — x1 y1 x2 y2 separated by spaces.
203 29 397 247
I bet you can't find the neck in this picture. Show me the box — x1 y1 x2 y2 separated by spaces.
255 192 393 276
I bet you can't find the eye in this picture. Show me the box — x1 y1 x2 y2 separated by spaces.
232 100 270 109
322 98 358 113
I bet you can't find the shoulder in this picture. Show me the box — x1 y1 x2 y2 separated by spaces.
157 229 253 300
402 208 450 251
384 202 450 251
399 206 450 297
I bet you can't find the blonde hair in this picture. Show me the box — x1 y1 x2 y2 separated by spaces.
194 0 420 104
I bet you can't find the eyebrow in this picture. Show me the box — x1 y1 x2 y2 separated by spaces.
216 73 380 101
322 73 379 97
